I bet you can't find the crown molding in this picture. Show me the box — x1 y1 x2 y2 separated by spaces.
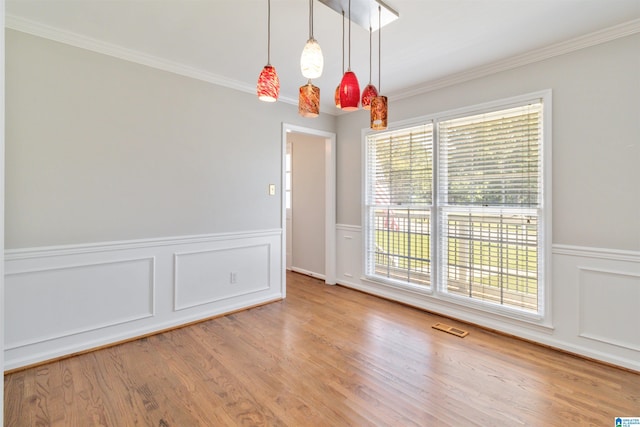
391 18 640 102
7 14 639 111
5 14 301 108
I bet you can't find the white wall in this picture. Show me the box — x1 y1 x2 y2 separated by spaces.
335 33 640 371
4 29 336 368
290 132 326 278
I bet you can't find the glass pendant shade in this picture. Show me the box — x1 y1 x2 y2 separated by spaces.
339 71 360 111
257 65 280 102
370 95 388 130
301 38 324 79
334 85 341 108
298 82 320 118
361 83 378 110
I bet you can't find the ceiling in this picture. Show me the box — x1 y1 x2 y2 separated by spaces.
6 0 640 114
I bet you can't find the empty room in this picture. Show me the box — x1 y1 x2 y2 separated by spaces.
2 0 640 425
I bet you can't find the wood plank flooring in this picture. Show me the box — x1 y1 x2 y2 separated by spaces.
5 271 640 426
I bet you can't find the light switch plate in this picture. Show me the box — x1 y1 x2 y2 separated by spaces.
268 184 276 196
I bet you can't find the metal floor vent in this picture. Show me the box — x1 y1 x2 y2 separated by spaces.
432 322 469 338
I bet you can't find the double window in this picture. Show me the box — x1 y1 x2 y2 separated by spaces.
364 93 549 318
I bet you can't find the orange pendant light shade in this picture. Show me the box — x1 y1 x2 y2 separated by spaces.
298 81 320 117
257 65 280 102
339 71 360 111
361 26 378 110
370 95 388 130
370 6 387 130
334 85 341 108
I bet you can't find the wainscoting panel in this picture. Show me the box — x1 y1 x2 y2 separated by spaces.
175 244 270 310
5 257 155 350
336 224 362 283
336 224 640 371
578 267 640 351
4 230 283 370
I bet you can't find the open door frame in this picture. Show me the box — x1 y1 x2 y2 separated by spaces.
281 123 336 295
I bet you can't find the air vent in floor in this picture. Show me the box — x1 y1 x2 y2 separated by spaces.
432 322 469 338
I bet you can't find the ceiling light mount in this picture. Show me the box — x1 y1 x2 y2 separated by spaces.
318 0 398 31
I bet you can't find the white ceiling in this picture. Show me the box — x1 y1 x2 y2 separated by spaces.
6 0 640 114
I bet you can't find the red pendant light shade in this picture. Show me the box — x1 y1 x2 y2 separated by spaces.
339 0 359 111
335 10 344 109
257 0 279 102
299 82 320 117
361 83 378 110
257 65 280 102
339 71 360 111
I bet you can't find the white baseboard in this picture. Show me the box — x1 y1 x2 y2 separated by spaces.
290 266 326 281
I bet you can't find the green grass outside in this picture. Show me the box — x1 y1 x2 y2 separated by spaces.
375 229 538 294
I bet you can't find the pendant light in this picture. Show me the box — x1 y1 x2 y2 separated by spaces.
339 0 360 111
257 0 280 102
299 80 320 117
300 0 323 79
361 26 378 110
371 5 387 130
335 10 345 109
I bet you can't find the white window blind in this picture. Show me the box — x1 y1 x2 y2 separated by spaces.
363 96 547 317
365 124 434 286
438 102 543 314
439 105 541 207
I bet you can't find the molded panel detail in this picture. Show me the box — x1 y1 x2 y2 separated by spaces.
578 267 640 351
5 258 155 349
174 244 270 310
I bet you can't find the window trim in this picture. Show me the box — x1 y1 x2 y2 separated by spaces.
362 90 553 327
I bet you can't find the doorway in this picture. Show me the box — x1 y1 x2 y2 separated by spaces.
282 124 336 287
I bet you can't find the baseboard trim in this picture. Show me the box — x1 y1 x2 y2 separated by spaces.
336 279 639 374
4 296 283 375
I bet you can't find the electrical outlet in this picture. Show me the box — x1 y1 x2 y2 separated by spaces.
230 272 237 284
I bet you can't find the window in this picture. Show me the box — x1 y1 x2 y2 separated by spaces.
364 124 434 286
364 94 548 317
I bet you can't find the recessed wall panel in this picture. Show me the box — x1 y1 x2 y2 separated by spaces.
5 258 155 349
578 267 640 351
174 244 270 310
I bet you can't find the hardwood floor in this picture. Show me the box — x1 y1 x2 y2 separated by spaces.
5 271 640 426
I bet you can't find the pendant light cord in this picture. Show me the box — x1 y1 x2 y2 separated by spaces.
369 27 373 83
267 0 272 64
378 5 381 91
309 0 313 39
348 0 352 70
341 11 345 73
